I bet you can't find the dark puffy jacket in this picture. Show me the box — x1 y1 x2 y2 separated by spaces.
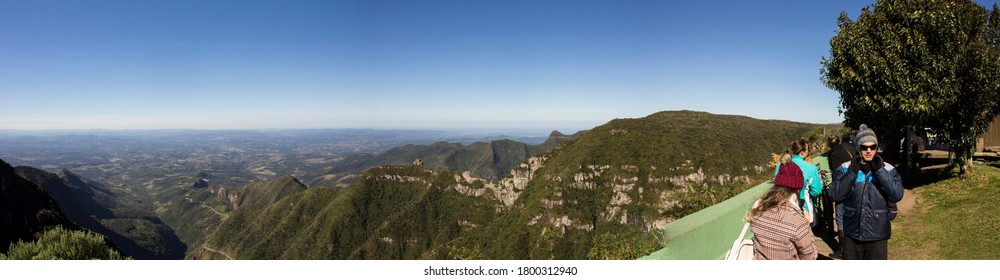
829 158 905 242
827 144 853 171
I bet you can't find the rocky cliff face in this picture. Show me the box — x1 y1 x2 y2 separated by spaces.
451 155 549 208
214 186 240 210
344 149 763 258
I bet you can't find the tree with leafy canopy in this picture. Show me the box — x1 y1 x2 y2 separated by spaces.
821 0 1000 174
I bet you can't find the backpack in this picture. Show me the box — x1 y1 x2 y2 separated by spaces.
726 200 761 260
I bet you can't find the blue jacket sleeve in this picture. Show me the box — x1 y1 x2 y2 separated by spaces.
874 163 905 203
829 162 855 203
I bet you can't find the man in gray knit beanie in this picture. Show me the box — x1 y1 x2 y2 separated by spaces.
829 124 904 260
855 124 878 154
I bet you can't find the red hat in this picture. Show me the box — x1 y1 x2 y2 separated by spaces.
774 163 804 189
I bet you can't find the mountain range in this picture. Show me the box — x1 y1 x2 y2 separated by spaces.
310 130 582 188
0 110 822 259
188 111 819 259
148 131 576 257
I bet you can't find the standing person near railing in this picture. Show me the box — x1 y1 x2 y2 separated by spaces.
830 124 905 260
747 154 817 260
775 139 824 226
825 132 854 259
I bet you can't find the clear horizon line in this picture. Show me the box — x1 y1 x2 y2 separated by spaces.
0 126 587 136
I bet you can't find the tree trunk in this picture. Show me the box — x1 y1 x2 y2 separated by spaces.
902 126 914 178
882 129 904 166
954 145 974 175
958 154 973 175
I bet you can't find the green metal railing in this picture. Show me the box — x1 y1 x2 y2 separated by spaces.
640 155 833 260
638 181 773 260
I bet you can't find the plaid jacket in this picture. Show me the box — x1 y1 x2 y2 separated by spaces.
750 199 817 260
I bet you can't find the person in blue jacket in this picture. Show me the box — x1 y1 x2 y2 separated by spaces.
830 124 905 260
774 138 823 225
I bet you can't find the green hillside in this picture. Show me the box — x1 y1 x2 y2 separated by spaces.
154 181 231 250
530 110 815 212
1 159 79 252
445 110 817 259
235 176 308 210
192 165 500 259
1 159 126 259
192 111 819 259
152 173 309 258
14 166 186 259
171 175 306 259
312 131 581 187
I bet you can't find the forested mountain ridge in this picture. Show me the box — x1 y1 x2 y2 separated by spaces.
190 165 503 259
443 110 818 259
2 111 820 259
13 166 186 259
192 111 820 259
232 176 308 210
153 174 308 258
0 159 78 252
0 159 125 259
311 131 582 188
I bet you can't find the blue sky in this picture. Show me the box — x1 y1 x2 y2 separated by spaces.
2 0 995 133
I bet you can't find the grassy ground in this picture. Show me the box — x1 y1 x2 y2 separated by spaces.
889 164 1000 259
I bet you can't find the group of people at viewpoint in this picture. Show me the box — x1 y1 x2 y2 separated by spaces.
746 124 905 260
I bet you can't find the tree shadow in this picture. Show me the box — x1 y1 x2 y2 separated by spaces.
903 166 955 190
812 221 841 260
